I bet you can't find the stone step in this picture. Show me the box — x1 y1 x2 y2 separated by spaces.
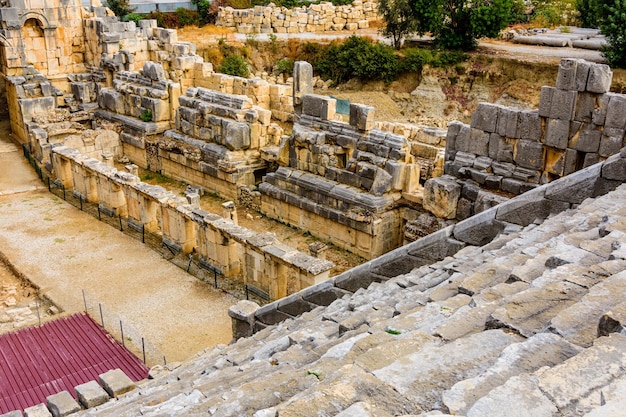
372 329 523 411
442 333 582 415
466 333 626 417
549 269 626 347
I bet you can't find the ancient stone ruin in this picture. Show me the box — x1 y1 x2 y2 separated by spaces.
2 0 626 415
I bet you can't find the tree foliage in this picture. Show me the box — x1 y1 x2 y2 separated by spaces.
378 0 515 51
104 0 134 18
218 54 250 77
575 0 626 67
377 0 418 49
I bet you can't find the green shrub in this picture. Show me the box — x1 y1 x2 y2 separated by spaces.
430 50 469 67
275 58 294 75
104 0 134 17
597 1 626 67
400 48 433 73
218 54 250 77
315 36 399 83
141 109 153 122
176 8 200 27
123 13 144 23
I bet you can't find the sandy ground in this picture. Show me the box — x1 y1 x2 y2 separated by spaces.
0 123 237 365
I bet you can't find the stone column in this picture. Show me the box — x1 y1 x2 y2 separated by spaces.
228 300 260 340
293 61 313 118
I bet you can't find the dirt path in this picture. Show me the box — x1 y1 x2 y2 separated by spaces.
0 122 237 366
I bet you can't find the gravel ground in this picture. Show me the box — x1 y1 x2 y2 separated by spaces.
0 125 237 365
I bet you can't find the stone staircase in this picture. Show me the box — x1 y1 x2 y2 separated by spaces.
65 181 626 416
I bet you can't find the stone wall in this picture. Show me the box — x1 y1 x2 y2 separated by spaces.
260 92 429 259
217 0 378 34
136 87 282 200
232 145 626 334
425 58 622 222
51 145 334 301
194 71 294 122
0 0 86 76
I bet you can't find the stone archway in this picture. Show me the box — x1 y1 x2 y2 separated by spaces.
21 18 46 71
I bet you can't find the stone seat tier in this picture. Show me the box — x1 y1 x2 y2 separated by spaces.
67 183 626 417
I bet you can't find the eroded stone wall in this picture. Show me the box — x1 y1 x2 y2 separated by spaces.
51 145 334 301
424 58 622 222
217 0 378 34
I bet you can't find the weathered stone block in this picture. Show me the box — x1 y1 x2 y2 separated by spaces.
455 125 471 153
545 147 577 176
471 103 500 133
575 59 591 91
143 61 166 82
446 121 463 153
469 128 490 156
544 119 570 149
605 95 626 129
223 121 251 150
349 103 375 131
555 58 578 91
583 152 600 168
573 92 595 122
514 140 544 170
599 130 624 158
99 369 135 398
423 176 462 219
538 86 554 118
46 391 80 417
293 61 313 106
592 93 611 126
586 63 613 93
75 381 110 409
568 125 601 153
545 163 601 204
549 89 577 121
23 404 51 417
601 153 626 181
453 207 504 246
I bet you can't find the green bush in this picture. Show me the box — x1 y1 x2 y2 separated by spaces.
104 0 134 17
218 54 250 77
400 48 433 73
123 13 144 23
275 58 294 75
176 8 200 27
315 36 399 83
141 109 153 122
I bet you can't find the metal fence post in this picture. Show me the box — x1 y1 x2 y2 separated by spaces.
119 214 123 231
120 320 125 348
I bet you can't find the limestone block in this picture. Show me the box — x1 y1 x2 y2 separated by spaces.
545 162 601 204
592 93 612 125
224 121 251 150
586 63 613 93
555 58 578 91
544 119 570 149
469 128 490 156
423 175 461 219
575 59 591 91
574 92 595 123
99 369 135 398
23 404 51 417
75 380 110 409
602 153 626 181
1 411 22 417
517 110 542 142
349 103 375 131
293 61 313 106
605 95 626 129
538 86 554 118
466 374 557 417
370 168 392 196
599 130 624 158
545 147 577 176
514 140 543 170
471 103 499 133
568 125 601 153
598 303 626 337
455 124 471 153
446 121 463 153
142 61 166 82
46 391 80 417
549 89 577 120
